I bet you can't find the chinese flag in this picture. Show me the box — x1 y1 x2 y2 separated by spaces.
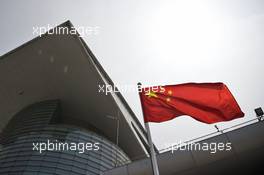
139 83 244 124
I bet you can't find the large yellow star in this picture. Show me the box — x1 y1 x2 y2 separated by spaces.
145 91 158 98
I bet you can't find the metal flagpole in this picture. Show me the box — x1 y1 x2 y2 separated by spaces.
137 83 160 175
144 122 160 175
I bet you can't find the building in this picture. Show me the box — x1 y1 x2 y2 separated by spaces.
0 21 149 175
0 100 130 174
104 120 264 175
0 21 263 175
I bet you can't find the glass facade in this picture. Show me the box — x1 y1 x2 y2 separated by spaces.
0 100 130 175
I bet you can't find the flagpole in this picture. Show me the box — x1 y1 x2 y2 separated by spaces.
144 122 160 175
137 82 160 175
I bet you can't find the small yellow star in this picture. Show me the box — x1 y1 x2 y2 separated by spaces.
168 90 172 95
145 91 158 98
166 98 171 102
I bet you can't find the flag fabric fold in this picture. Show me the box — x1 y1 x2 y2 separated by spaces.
139 83 244 124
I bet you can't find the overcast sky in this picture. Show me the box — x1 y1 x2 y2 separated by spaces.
1 0 264 149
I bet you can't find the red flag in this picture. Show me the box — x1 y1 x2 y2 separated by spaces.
139 83 244 124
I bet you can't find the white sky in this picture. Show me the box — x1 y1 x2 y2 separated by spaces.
1 0 264 149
